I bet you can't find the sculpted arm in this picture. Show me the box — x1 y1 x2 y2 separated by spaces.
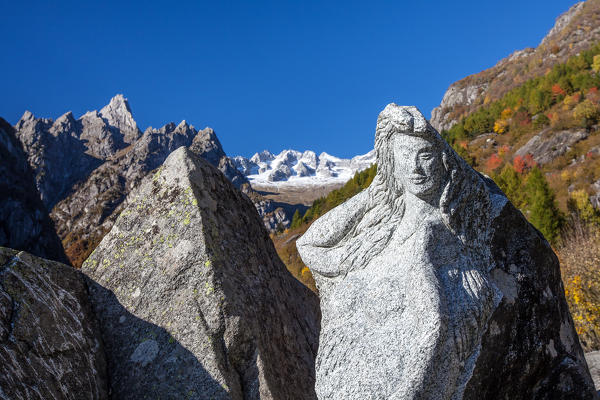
296 189 368 277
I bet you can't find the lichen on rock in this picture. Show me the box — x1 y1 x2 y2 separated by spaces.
82 147 320 399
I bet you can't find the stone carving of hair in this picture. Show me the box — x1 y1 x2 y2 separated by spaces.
341 105 493 273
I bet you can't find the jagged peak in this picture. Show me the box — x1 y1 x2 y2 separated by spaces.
49 111 80 137
250 150 275 163
318 151 338 160
80 110 100 119
194 127 218 142
99 94 140 142
161 122 177 132
100 94 131 115
176 119 195 132
55 111 75 123
15 110 52 130
19 110 35 122
52 111 76 129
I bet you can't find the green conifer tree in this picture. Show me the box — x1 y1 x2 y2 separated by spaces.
495 164 524 208
523 168 563 243
290 209 302 229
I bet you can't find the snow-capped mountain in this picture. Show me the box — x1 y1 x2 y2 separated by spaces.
233 149 376 187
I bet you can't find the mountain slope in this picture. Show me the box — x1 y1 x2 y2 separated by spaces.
432 0 600 132
428 0 600 351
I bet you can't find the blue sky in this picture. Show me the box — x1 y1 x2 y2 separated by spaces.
1 0 576 158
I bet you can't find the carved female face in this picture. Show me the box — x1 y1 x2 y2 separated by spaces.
393 135 444 201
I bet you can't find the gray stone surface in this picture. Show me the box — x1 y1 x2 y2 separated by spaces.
0 247 107 399
514 128 588 165
0 118 66 263
586 351 600 393
431 82 489 132
82 147 319 399
15 110 103 210
297 104 597 399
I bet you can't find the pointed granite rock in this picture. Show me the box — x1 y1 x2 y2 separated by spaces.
82 147 319 399
52 119 246 268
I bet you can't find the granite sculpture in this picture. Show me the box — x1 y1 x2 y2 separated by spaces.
297 104 597 399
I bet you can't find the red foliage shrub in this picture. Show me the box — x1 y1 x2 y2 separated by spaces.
587 87 600 104
486 153 503 171
513 153 537 174
552 84 567 97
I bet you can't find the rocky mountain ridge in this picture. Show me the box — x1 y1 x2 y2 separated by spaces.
12 94 248 267
431 0 600 132
233 149 375 187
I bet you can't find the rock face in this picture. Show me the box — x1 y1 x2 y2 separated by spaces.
82 147 319 399
586 351 600 392
15 94 142 210
0 118 66 263
15 110 103 211
297 105 596 399
189 126 248 188
514 128 588 165
431 1 600 132
0 247 107 399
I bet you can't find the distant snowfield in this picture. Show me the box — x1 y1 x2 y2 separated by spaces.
233 149 376 188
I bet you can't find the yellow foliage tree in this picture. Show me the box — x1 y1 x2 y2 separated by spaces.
500 108 513 119
593 54 600 73
560 226 600 350
573 99 599 123
493 119 509 134
568 190 600 225
563 93 581 109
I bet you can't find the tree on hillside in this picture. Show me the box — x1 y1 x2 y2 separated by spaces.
573 99 600 127
592 54 600 73
290 209 302 229
567 189 600 226
495 164 524 208
524 168 563 243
